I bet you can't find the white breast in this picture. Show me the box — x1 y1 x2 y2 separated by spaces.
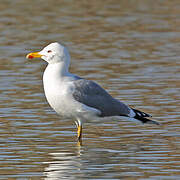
43 65 77 118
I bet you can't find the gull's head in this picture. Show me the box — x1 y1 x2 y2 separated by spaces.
26 42 70 64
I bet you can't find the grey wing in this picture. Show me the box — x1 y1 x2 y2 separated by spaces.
72 79 130 117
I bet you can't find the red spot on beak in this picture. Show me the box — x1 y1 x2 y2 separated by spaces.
28 55 34 59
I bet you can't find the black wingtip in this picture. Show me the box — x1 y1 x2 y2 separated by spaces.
132 108 160 125
132 108 151 118
136 116 161 125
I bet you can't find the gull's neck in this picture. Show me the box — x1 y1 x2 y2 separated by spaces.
44 62 70 79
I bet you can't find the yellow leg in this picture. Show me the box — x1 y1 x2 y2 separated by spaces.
75 120 82 142
77 124 82 141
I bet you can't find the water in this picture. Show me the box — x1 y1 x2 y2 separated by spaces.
0 0 180 179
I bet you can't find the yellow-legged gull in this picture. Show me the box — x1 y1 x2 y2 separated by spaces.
26 42 160 143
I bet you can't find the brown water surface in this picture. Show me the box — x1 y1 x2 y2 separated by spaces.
0 0 180 179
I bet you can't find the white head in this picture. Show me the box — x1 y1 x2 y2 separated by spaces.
26 42 70 66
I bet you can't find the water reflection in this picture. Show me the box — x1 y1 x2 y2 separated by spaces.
43 129 180 179
44 149 83 179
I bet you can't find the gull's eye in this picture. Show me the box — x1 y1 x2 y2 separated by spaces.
47 50 52 53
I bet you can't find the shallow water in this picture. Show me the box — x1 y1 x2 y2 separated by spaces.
0 0 180 179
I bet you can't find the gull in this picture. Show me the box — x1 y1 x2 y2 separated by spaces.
26 42 160 142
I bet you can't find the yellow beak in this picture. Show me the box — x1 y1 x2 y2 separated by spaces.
26 52 42 59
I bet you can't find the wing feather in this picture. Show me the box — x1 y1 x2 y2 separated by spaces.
72 79 130 117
